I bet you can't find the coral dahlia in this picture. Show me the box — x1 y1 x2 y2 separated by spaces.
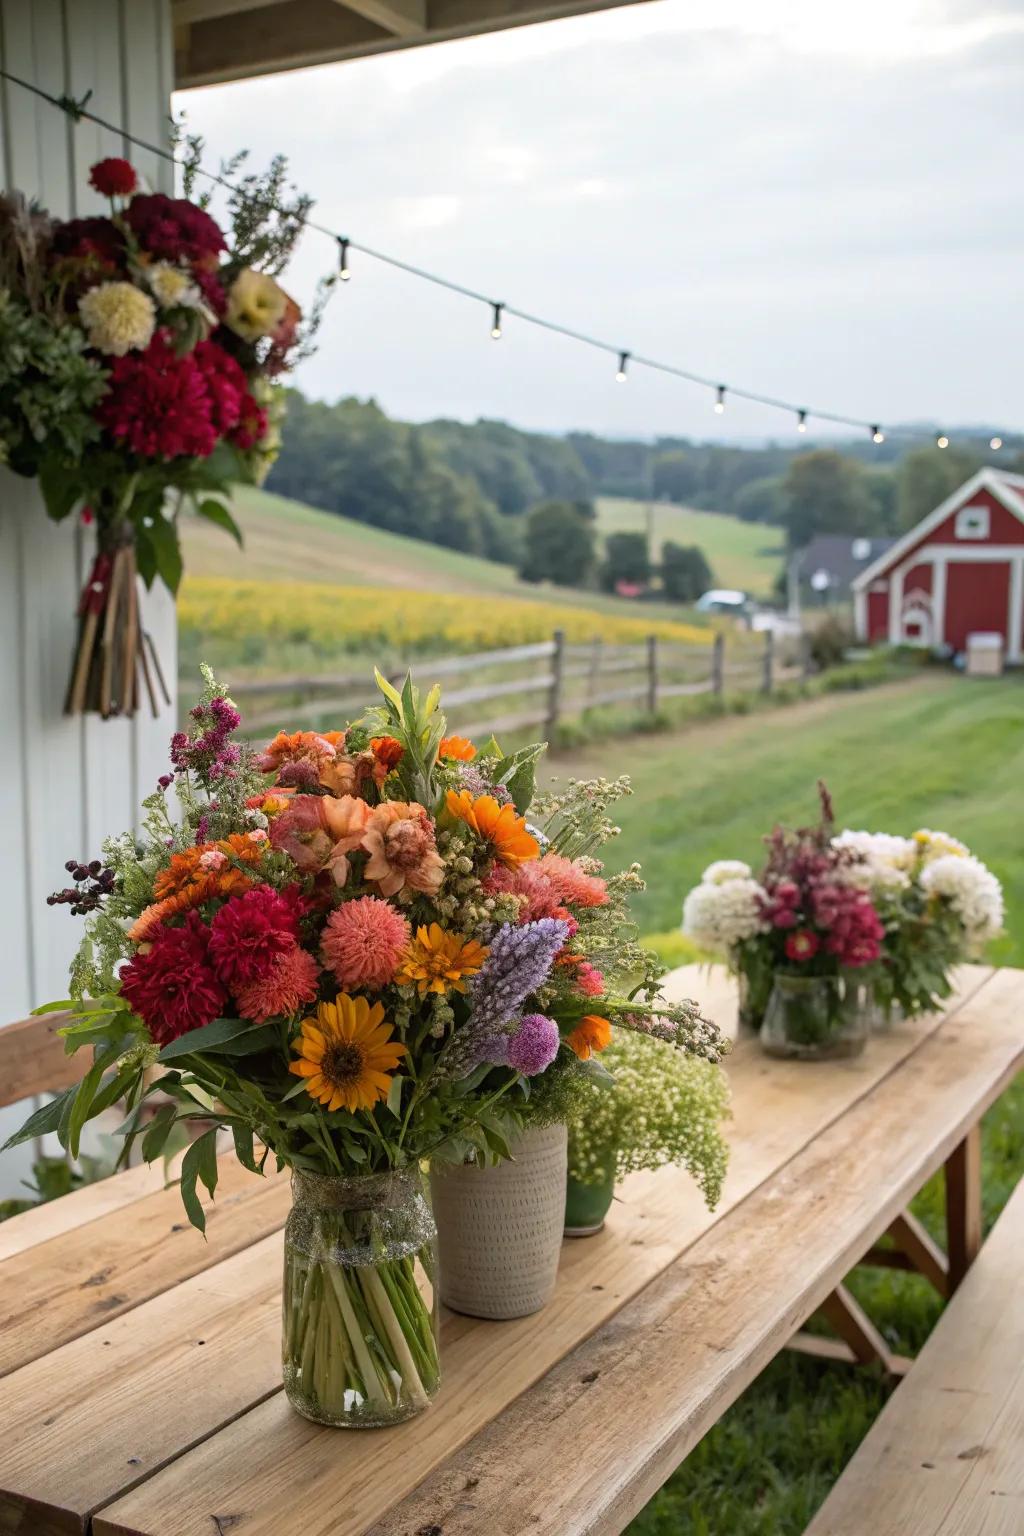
362 802 445 898
235 946 321 1023
320 897 410 991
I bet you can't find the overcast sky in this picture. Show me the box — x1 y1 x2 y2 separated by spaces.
174 0 1024 443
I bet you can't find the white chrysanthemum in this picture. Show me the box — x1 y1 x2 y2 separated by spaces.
682 877 769 953
913 829 969 864
701 859 753 885
146 262 202 310
78 280 155 356
921 854 1004 946
833 830 914 892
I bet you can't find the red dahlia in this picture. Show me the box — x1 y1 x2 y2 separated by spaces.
124 192 226 266
89 158 138 198
97 331 217 459
193 339 247 436
208 884 303 990
120 912 227 1045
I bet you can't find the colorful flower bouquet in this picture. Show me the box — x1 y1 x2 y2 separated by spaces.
833 827 1003 1022
565 1028 730 1236
682 786 1003 1056
6 667 725 1427
0 152 315 717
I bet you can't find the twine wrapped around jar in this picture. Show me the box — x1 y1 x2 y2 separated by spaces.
430 1124 567 1319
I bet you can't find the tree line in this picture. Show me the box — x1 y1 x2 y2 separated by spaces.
266 389 1017 588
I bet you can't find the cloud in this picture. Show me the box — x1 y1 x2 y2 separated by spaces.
174 0 1024 440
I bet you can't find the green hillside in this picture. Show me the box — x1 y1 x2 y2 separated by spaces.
595 497 785 597
180 486 716 626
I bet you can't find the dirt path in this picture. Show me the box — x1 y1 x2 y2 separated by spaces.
549 670 950 779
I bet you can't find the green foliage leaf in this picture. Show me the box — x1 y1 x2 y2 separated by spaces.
0 1084 78 1152
195 497 243 548
135 510 183 594
141 1102 179 1164
231 1124 260 1174
178 1127 220 1236
157 1016 269 1062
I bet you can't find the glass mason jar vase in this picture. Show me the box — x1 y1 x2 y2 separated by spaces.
282 1167 440 1428
760 972 871 1061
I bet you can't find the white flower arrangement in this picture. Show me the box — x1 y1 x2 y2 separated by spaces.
921 853 1004 949
682 872 769 954
832 829 915 893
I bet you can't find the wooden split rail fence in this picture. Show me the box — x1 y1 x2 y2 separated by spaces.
229 628 810 743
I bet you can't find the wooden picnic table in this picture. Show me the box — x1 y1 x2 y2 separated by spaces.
0 962 1021 1536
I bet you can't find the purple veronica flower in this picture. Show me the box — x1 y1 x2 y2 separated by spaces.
469 918 568 1037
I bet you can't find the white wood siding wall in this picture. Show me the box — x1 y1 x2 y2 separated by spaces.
0 0 176 1186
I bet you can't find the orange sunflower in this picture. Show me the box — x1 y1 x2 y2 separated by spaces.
396 923 489 995
289 994 405 1114
439 736 476 762
566 1015 612 1060
445 790 540 868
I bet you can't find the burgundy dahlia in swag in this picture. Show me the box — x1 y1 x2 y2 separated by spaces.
0 150 318 717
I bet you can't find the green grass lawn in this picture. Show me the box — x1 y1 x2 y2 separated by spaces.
595 496 785 599
550 671 1024 1534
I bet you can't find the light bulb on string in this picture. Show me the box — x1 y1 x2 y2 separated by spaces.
990 436 1003 451
797 409 807 433
871 425 885 444
714 385 726 414
490 302 503 340
616 351 629 383
337 237 351 281
937 434 949 449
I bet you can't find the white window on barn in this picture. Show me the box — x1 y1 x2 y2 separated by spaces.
955 504 990 540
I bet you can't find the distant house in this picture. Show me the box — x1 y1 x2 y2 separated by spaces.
795 535 896 601
852 468 1024 661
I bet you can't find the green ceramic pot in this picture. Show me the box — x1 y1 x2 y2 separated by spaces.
564 1163 616 1237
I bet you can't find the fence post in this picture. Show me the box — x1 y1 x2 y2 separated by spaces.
762 629 775 694
586 635 603 708
712 632 724 697
646 634 658 713
800 630 813 680
546 628 565 735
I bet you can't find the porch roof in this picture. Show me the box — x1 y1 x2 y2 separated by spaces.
174 0 651 87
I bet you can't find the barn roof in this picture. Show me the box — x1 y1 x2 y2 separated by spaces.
851 468 1024 591
795 535 896 592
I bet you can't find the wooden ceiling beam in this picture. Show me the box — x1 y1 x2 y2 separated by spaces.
331 0 426 37
172 0 293 24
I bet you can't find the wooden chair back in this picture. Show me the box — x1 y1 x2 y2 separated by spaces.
0 1012 84 1110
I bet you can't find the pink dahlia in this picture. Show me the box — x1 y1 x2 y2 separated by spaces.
235 946 320 1023
208 885 302 989
97 331 216 458
483 863 571 926
537 853 608 909
320 896 410 990
575 961 606 997
119 912 227 1045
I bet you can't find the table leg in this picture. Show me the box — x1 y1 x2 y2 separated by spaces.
945 1123 982 1293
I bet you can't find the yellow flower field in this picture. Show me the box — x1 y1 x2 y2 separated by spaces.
178 577 710 663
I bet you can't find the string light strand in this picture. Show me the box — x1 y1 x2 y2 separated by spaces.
0 64 1013 449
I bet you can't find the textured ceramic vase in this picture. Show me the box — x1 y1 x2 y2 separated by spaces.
430 1123 568 1319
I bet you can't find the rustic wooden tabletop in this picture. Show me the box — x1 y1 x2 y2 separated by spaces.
0 964 1020 1536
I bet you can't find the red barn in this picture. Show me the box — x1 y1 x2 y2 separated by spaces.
853 468 1024 662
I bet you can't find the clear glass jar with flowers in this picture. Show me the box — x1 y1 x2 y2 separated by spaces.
5 667 727 1426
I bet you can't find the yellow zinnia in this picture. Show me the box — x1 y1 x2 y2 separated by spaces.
396 923 489 996
289 993 405 1114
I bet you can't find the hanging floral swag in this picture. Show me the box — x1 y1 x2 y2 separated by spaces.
0 139 329 718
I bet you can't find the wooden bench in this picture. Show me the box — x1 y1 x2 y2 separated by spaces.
806 1175 1024 1536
